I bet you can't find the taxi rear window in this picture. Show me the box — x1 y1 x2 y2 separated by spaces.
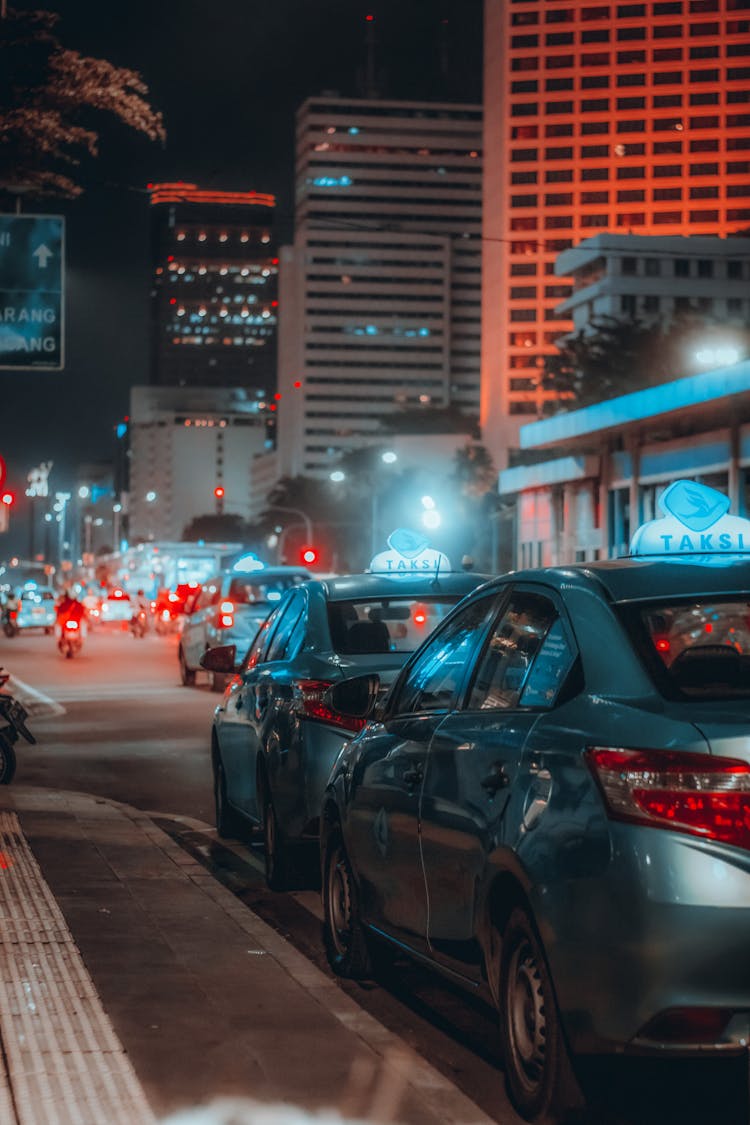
628 598 750 700
328 597 459 655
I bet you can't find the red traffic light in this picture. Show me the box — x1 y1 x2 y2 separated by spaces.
214 486 225 499
1 492 13 507
300 546 318 565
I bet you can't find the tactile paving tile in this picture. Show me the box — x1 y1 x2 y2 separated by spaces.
0 813 156 1125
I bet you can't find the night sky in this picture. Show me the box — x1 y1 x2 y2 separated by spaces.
0 0 483 527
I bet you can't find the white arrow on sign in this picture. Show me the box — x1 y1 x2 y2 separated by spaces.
32 244 53 268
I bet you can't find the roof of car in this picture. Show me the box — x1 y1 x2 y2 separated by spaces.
319 571 493 601
480 555 750 606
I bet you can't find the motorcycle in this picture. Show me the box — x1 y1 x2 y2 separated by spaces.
2 606 19 638
130 609 149 638
58 618 83 659
0 668 35 784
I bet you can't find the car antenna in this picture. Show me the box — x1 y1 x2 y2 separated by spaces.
431 553 441 587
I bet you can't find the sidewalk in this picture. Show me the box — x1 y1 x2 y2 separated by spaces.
0 785 498 1125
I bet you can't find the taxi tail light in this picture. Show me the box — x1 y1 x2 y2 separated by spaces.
586 747 750 851
292 679 365 733
219 601 234 628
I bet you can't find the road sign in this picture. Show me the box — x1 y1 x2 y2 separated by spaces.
0 214 64 370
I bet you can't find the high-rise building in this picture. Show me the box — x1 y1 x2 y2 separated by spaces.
149 183 279 395
482 0 750 463
277 96 483 478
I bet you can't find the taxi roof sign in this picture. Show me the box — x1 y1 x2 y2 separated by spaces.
369 528 452 575
232 552 265 574
630 480 750 557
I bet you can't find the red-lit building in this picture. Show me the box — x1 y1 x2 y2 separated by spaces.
482 0 750 463
149 183 279 394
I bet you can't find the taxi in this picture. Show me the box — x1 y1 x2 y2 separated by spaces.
14 583 56 633
202 532 489 890
320 481 750 1124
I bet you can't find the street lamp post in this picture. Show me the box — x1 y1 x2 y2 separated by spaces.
267 506 313 561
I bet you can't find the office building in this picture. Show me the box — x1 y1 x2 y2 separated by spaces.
278 95 483 478
149 182 278 394
482 0 750 463
128 386 275 543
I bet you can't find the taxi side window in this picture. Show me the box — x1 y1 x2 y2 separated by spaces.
243 607 284 671
467 591 573 711
392 596 497 715
265 592 305 662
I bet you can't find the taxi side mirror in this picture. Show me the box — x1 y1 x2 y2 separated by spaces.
325 674 381 719
200 644 237 673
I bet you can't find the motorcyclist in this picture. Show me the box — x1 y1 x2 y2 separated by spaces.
55 588 86 637
130 589 150 636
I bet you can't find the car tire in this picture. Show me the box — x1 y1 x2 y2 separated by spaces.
0 735 17 785
262 785 291 892
322 826 372 979
44 627 53 636
179 646 196 686
498 906 580 1125
213 754 244 839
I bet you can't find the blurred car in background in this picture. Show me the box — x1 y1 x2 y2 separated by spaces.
98 588 132 626
179 566 311 689
203 569 489 889
13 585 56 634
154 581 201 635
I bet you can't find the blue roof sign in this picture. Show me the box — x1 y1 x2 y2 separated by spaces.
630 480 750 557
369 528 452 574
232 552 265 574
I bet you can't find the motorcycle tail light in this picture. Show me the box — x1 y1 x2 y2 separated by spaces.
292 679 365 733
9 611 17 620
586 746 750 851
64 620 79 631
161 609 171 621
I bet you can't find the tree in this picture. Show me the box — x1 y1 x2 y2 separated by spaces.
182 514 248 543
450 443 496 497
0 6 164 201
542 312 750 412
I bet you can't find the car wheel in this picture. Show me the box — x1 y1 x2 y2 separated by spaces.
262 786 291 891
499 907 579 1124
45 627 53 636
213 754 244 839
0 735 17 785
322 826 372 979
179 646 196 686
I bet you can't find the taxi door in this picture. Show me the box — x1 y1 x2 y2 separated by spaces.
419 586 578 981
346 594 498 951
218 604 287 816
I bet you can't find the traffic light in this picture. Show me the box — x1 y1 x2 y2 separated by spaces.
300 546 318 566
214 485 225 514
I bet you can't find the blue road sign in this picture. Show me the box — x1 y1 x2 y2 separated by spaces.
0 214 65 370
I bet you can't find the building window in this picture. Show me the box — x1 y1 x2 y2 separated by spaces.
690 209 719 221
674 259 691 277
697 259 713 278
653 211 682 223
653 187 682 200
617 189 645 201
645 258 661 276
728 261 744 280
644 295 660 313
621 257 638 275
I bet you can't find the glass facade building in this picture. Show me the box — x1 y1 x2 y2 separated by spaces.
482 0 750 460
149 183 278 395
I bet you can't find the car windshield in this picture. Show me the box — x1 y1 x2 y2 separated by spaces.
327 597 460 655
228 574 307 606
630 597 750 699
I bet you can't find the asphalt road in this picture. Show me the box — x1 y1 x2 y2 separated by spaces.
1 625 748 1125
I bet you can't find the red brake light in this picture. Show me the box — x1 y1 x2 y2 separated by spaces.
413 603 427 626
220 601 234 614
65 620 79 631
220 615 234 628
168 593 180 603
655 638 670 653
586 747 750 851
292 679 365 733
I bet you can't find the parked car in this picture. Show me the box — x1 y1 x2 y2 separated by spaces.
14 585 56 634
319 493 750 1123
180 567 311 690
203 570 489 889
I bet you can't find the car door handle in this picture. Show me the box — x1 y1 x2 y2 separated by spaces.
481 763 510 794
403 765 423 787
